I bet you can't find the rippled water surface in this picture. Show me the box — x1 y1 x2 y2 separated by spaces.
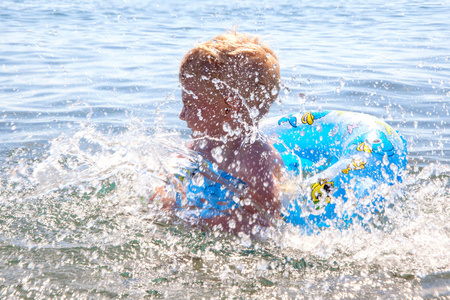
1 0 449 298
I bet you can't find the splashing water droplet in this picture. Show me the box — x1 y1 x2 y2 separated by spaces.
239 232 252 247
271 87 278 96
211 146 223 163
192 173 204 187
223 122 231 133
229 219 236 229
249 107 260 119
197 109 203 121
199 139 207 149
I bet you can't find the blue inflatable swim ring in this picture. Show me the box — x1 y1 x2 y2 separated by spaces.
262 110 407 229
174 110 408 231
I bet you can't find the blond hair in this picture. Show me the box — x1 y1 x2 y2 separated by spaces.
180 31 280 121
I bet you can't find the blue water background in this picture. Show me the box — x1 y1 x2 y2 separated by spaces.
1 0 448 163
0 0 449 298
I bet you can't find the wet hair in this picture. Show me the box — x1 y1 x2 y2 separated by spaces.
180 31 281 121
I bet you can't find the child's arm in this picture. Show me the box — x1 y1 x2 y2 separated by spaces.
148 159 189 210
148 150 193 210
148 181 179 209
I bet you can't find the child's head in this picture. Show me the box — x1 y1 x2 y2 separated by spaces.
180 31 280 127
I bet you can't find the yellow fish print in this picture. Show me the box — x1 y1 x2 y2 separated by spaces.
356 141 372 154
311 179 334 206
301 112 314 125
342 159 367 174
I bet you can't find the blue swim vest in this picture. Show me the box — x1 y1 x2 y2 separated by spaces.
174 110 408 231
174 159 245 220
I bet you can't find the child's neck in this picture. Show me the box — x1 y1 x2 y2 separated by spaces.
191 124 261 168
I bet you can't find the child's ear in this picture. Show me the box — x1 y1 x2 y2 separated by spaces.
224 97 240 110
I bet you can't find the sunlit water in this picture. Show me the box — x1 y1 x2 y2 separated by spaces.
1 0 449 298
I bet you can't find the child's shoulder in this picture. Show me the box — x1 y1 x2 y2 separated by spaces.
241 136 281 157
239 138 283 175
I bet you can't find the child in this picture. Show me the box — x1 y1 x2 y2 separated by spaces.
157 31 284 234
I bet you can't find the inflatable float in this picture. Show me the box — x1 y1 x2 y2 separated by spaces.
173 110 408 231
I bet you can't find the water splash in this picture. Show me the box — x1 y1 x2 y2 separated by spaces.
1 122 449 298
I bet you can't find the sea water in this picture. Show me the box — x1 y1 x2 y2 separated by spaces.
1 0 449 298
